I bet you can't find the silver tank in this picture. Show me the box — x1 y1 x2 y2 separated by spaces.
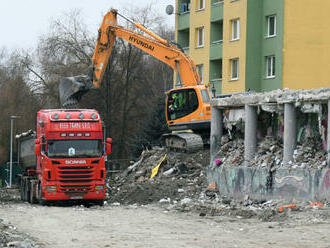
18 132 36 171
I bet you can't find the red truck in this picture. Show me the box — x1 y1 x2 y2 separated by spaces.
18 109 112 205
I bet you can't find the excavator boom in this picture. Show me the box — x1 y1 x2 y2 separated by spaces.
59 9 211 152
60 9 200 106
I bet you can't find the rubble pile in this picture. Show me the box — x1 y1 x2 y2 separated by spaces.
0 188 21 203
215 134 327 169
0 219 40 248
216 136 245 166
250 136 283 168
291 139 327 169
107 158 329 222
107 147 210 206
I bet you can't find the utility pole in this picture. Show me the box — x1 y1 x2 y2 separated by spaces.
9 115 21 188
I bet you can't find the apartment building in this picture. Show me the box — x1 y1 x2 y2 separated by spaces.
175 0 330 95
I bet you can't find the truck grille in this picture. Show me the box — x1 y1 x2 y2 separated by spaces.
57 165 95 193
60 184 92 194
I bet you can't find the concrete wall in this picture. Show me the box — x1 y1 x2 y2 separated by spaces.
207 166 330 201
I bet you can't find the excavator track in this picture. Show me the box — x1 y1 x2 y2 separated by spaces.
162 132 204 153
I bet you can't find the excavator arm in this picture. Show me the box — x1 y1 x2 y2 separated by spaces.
59 8 212 152
60 9 200 106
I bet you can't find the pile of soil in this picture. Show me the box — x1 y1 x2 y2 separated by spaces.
107 147 210 205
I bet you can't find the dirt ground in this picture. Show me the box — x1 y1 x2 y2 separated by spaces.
0 201 330 248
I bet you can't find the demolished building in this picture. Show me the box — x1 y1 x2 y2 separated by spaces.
209 87 330 200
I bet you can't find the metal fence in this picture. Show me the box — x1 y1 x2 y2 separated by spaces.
0 162 22 187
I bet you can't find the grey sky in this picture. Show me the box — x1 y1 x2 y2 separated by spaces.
0 0 175 51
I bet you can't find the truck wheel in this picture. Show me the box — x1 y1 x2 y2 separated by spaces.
95 200 104 206
24 180 30 202
20 179 25 201
38 184 46 206
30 184 37 204
26 181 31 203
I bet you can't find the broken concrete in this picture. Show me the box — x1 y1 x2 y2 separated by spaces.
210 87 330 200
211 87 330 108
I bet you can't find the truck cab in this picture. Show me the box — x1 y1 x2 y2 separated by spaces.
20 109 111 205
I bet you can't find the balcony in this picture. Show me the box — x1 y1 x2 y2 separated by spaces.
209 40 223 60
210 78 222 96
178 12 190 30
211 0 224 22
177 28 189 51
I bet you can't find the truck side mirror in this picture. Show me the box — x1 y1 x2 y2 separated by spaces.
35 138 41 156
106 138 112 155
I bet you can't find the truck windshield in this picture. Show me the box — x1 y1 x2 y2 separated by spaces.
47 140 103 158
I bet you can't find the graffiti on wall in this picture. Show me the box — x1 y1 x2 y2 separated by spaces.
208 166 330 200
273 175 308 198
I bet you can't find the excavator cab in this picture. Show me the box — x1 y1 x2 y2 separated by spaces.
166 85 211 132
163 85 211 152
167 89 199 121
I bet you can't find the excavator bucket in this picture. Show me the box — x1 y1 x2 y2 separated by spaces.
59 75 93 107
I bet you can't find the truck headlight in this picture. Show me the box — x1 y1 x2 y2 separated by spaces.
95 185 104 190
46 186 57 191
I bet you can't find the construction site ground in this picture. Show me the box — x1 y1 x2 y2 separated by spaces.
1 200 330 248
1 147 330 248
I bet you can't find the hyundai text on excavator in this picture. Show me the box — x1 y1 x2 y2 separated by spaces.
59 9 211 152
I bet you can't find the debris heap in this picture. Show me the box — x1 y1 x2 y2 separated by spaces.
216 134 327 169
107 147 209 205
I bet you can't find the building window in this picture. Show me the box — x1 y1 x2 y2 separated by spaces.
266 55 275 78
197 64 204 83
196 27 204 47
267 15 276 37
180 1 191 13
231 58 239 80
197 0 205 10
231 19 240 41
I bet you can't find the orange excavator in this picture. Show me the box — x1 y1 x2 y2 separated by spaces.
59 9 211 151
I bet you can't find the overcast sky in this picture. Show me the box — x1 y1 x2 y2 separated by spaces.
0 0 175 51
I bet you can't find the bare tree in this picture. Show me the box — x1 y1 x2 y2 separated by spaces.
28 9 95 107
0 49 40 164
1 5 174 167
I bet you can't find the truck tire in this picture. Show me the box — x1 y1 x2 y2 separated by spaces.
24 180 30 202
30 181 37 204
38 184 47 206
26 181 31 203
20 179 25 201
95 200 104 206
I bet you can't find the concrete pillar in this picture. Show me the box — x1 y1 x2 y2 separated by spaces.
210 107 223 161
328 100 330 167
244 105 257 166
283 103 297 164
